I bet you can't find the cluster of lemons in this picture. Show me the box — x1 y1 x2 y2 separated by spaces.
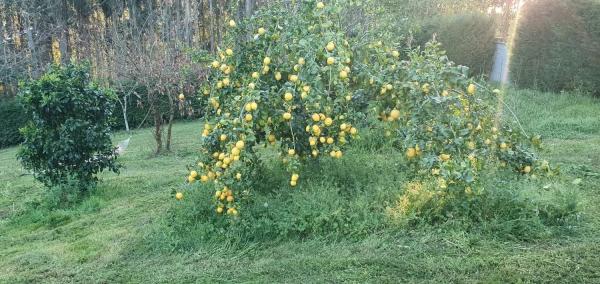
175 2 545 220
176 1 363 216
363 41 543 200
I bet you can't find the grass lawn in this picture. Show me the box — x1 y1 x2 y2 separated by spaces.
1 89 599 283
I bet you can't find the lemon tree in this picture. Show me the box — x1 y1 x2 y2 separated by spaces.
359 41 550 201
180 1 365 216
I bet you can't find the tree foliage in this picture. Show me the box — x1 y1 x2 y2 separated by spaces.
511 0 600 95
179 0 546 220
18 63 121 194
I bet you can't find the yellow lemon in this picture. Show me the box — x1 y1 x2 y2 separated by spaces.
523 166 531 174
211 60 220 68
392 50 400 58
275 72 282 81
312 125 321 135
252 72 259 79
283 112 292 120
312 113 321 122
236 140 245 149
390 109 400 120
298 57 305 65
339 70 348 79
467 84 476 95
263 57 271 65
440 154 451 161
290 74 299 82
288 149 296 156
327 57 335 65
220 134 227 142
248 83 255 90
327 137 334 144
317 1 325 9
406 148 416 159
326 41 335 52
216 207 224 214
284 92 293 101
175 192 184 200
324 117 333 126
244 113 253 122
225 48 233 56
236 173 242 180
228 20 236 28
291 174 299 181
258 27 266 35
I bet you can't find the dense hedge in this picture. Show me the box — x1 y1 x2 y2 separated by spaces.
414 12 497 77
0 97 27 148
511 0 600 95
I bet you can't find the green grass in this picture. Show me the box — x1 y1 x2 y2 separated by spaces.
1 89 599 283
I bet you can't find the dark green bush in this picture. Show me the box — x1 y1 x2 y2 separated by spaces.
18 63 121 200
511 0 600 95
414 12 497 77
0 97 27 148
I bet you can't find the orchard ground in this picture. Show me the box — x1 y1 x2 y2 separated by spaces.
1 89 599 283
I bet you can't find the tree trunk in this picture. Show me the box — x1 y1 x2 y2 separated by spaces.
57 0 69 64
152 95 163 154
166 112 174 152
165 93 175 152
245 0 253 18
209 0 215 52
23 11 38 77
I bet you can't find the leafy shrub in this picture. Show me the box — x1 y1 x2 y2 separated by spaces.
414 12 497 77
18 63 121 201
361 41 548 195
511 0 600 95
0 97 27 148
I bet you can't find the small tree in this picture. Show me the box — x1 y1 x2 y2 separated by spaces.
18 63 121 201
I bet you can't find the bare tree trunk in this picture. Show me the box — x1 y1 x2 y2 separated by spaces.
209 0 215 52
152 93 163 154
57 0 69 64
245 0 253 17
166 111 174 152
